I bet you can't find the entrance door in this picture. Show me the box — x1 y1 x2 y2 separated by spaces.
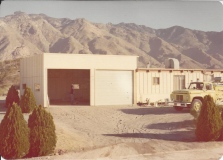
173 75 185 90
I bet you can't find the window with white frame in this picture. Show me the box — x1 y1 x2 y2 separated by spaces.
153 77 160 85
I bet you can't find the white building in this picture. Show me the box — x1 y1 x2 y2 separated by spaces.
20 53 138 107
136 68 223 103
20 53 223 107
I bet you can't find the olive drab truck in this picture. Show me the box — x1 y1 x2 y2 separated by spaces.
170 81 223 112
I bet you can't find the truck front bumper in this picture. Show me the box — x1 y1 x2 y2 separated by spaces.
173 102 191 108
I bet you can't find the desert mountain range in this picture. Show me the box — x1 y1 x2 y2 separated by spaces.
0 11 223 69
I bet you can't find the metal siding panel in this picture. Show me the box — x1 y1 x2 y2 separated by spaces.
156 72 159 94
168 71 171 93
142 72 144 94
170 71 173 92
148 72 152 94
160 72 163 94
41 55 45 107
136 72 140 100
20 55 44 106
185 72 189 88
163 72 166 94
151 72 154 94
155 72 158 94
139 72 143 94
133 71 137 104
143 72 148 94
164 72 167 94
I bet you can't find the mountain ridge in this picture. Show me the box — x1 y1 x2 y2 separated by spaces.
0 11 223 69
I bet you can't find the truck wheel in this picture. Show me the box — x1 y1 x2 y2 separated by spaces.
174 106 183 111
190 99 202 119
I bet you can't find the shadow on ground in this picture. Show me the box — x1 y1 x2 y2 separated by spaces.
0 106 7 113
104 118 195 142
146 120 195 130
120 107 190 115
0 100 6 113
103 129 195 142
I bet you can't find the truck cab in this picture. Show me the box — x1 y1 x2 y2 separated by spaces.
170 81 222 111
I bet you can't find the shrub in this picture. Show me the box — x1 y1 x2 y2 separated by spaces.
195 95 223 141
28 105 57 157
218 109 223 141
190 106 200 121
20 87 36 113
0 103 30 159
5 85 20 108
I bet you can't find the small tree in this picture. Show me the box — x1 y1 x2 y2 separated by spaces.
28 105 57 157
195 95 223 141
5 85 20 108
20 87 36 113
0 103 30 159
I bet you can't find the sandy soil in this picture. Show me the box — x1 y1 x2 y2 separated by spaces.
1 102 223 160
36 105 223 160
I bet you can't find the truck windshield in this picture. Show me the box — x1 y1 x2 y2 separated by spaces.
188 83 204 90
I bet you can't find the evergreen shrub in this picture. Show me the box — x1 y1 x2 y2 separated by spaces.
195 95 223 141
28 105 57 157
20 87 36 113
0 103 30 159
5 85 20 108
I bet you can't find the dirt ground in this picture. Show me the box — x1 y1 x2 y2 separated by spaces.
35 105 223 160
1 101 223 160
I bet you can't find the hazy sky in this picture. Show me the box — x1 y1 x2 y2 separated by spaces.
0 1 223 32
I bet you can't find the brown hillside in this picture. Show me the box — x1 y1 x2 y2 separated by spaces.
0 12 223 69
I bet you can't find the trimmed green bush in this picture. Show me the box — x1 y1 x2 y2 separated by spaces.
20 87 36 113
218 109 223 141
5 85 20 108
0 103 30 159
195 95 223 141
28 105 57 157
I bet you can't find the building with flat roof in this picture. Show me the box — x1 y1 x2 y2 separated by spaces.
20 53 223 107
20 53 138 107
136 68 223 103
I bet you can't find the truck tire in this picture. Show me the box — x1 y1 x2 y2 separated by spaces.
173 106 183 111
190 99 202 119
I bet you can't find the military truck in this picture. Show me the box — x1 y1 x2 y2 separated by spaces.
170 81 223 112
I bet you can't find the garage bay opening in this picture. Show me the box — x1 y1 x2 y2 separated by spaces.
48 69 90 105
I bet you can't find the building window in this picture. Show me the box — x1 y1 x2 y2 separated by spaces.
22 84 26 89
153 77 160 85
205 83 212 90
173 75 185 90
